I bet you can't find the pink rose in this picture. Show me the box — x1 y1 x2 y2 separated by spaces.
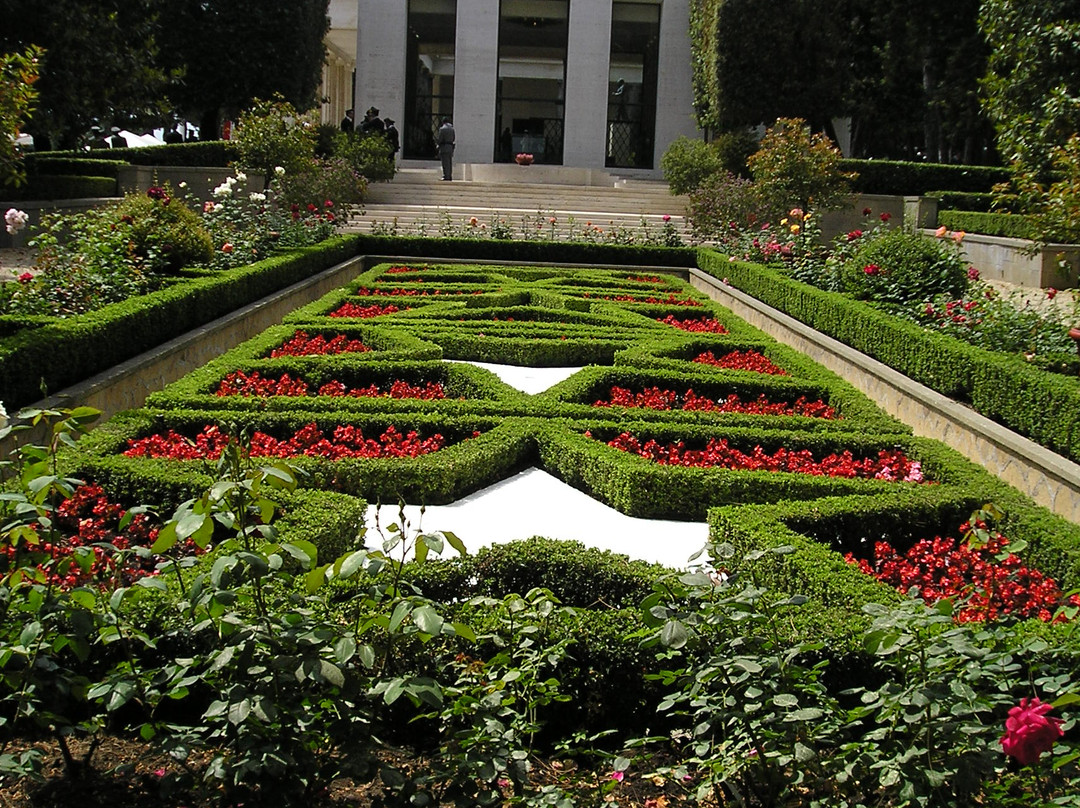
1001 697 1063 766
18 272 33 283
967 267 980 281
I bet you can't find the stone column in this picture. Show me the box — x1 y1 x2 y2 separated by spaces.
355 2 408 133
654 0 701 168
563 0 613 169
452 0 499 165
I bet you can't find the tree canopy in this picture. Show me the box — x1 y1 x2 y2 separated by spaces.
979 0 1080 178
157 0 330 139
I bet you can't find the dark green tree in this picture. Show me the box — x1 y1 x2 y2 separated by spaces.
979 0 1080 178
0 0 171 150
158 0 330 139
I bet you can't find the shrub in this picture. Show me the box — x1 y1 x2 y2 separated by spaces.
748 117 855 212
231 97 319 181
112 185 214 273
687 170 779 242
711 129 758 177
839 228 969 305
1009 133 1080 243
331 131 396 183
276 155 368 209
661 136 724 195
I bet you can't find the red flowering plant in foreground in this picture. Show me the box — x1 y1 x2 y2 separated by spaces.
592 386 837 418
215 371 446 400
657 315 729 334
582 292 702 306
1 483 202 590
693 350 789 375
603 432 925 480
124 423 452 460
330 302 403 318
269 331 372 357
384 265 421 275
1001 697 1064 766
846 506 1080 623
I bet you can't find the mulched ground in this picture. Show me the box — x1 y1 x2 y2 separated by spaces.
0 735 704 807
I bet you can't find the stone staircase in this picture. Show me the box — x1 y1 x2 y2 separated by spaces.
345 166 692 242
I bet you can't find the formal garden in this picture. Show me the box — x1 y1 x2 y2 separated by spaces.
4 4 1080 804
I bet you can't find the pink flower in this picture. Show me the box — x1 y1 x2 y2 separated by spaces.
863 264 881 276
789 207 803 219
325 199 334 208
967 267 980 281
662 214 671 222
1047 287 1058 299
203 201 214 213
610 771 625 783
221 242 234 253
17 272 32 283
952 230 965 243
1001 697 1063 766
880 212 892 223
936 225 948 238
847 229 862 241
154 768 167 778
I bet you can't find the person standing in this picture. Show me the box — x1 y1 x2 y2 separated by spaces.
436 117 455 181
384 118 400 159
340 108 354 132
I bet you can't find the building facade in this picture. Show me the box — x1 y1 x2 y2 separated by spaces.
348 0 699 175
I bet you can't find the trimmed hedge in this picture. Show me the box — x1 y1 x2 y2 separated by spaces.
0 235 361 409
696 250 1080 463
28 157 128 178
5 175 117 201
840 159 1010 196
31 141 233 168
938 210 1039 240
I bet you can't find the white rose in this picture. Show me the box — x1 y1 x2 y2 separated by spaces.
274 166 285 176
249 192 266 203
235 172 247 184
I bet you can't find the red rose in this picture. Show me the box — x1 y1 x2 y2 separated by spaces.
847 229 862 241
1047 287 1058 299
863 264 881 276
880 212 892 222
862 207 872 216
17 271 33 283
967 266 980 281
221 242 234 253
1001 698 1063 766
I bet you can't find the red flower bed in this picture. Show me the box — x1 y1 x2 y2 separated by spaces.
384 265 421 274
657 315 729 334
357 287 435 297
592 386 837 418
604 432 925 481
124 423 449 460
215 371 446 400
626 275 664 284
269 331 372 357
330 302 403 318
693 350 788 375
2 483 200 589
846 522 1080 623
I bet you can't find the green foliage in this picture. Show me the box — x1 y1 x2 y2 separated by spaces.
979 0 1080 181
0 46 42 188
748 118 855 212
231 98 319 181
839 228 969 305
114 187 214 273
275 155 368 208
331 131 396 183
4 174 117 202
0 0 171 150
687 171 777 241
842 159 1011 196
1009 133 1080 243
660 136 725 195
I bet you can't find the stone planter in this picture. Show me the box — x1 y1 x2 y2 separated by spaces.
919 229 1080 289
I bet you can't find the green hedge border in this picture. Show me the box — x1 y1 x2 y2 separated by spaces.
696 249 1080 463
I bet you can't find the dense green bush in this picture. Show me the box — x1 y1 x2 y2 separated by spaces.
331 131 396 183
687 170 777 241
31 141 232 167
113 187 214 273
4 174 117 201
938 210 1039 239
839 227 969 304
661 135 725 195
748 118 855 211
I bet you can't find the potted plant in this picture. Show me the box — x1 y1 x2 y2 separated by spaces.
515 153 534 166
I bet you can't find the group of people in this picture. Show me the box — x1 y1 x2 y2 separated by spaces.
340 107 456 181
340 106 399 159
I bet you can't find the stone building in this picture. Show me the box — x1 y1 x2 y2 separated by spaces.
324 0 699 176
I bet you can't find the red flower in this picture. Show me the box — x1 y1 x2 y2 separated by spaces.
17 271 32 283
880 212 892 222
221 242 234 253
968 266 980 281
1001 698 1063 766
846 229 863 241
862 207 873 216
325 199 334 208
1047 287 1058 300
863 264 881 276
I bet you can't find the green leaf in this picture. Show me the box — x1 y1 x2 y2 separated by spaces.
227 699 252 725
773 693 799 708
318 660 345 687
442 530 467 556
305 564 329 594
336 550 367 580
68 589 96 609
451 622 476 641
388 601 411 633
413 605 443 636
1052 693 1080 708
660 619 689 649
151 522 178 554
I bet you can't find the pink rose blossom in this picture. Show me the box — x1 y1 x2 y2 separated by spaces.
1001 697 1063 766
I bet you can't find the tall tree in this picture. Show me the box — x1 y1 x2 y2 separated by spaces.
979 0 1080 178
158 0 330 139
0 0 169 150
